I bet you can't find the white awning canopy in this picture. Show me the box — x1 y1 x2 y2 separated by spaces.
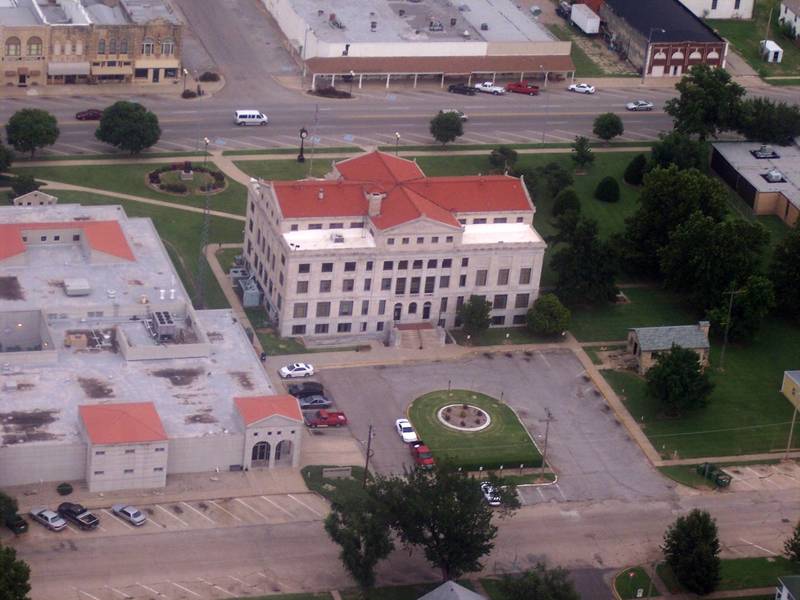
47 62 90 76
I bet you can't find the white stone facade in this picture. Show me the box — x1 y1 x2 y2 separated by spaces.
84 440 168 493
678 0 754 19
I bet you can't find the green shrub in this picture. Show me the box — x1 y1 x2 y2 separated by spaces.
181 89 197 99
199 71 220 82
162 182 188 194
527 293 571 337
56 482 73 496
594 176 620 203
488 146 518 170
552 188 581 217
10 174 40 199
624 154 648 185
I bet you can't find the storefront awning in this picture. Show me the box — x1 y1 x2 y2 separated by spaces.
47 62 90 76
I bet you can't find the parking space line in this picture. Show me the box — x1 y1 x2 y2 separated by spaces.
181 502 216 524
199 579 235 597
227 576 248 586
235 498 269 520
65 523 80 533
106 586 131 599
102 509 135 530
156 505 190 527
76 590 103 600
138 583 165 597
171 583 202 597
260 496 295 518
555 485 567 501
739 538 778 556
537 351 552 368
287 494 323 517
209 500 242 522
536 488 546 501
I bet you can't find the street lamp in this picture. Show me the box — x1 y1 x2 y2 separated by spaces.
394 131 400 156
182 68 188 92
540 64 549 144
348 69 355 95
642 28 666 85
298 127 308 163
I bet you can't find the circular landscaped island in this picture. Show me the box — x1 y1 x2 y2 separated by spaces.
408 389 542 471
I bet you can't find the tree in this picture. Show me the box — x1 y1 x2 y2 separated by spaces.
707 275 775 343
0 142 13 173
0 542 31 600
646 345 714 417
536 162 573 198
623 153 647 186
770 224 800 318
571 136 594 169
736 97 800 146
659 213 769 311
550 209 581 246
489 145 518 170
650 131 708 172
375 465 504 581
429 111 463 146
513 166 538 201
593 112 624 143
552 188 580 217
594 176 620 203
527 293 570 337
324 488 394 597
0 492 18 524
95 101 161 154
458 295 492 338
5 109 59 158
551 217 618 305
497 564 580 600
785 520 800 564
664 65 745 141
620 166 728 277
662 509 721 595
10 175 40 200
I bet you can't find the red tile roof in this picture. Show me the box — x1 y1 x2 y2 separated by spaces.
0 220 135 262
270 151 534 230
79 402 167 445
234 395 303 425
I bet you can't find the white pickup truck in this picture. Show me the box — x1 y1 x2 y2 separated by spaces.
474 81 506 95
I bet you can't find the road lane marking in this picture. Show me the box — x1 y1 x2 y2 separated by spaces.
137 583 164 597
227 576 248 586
235 498 269 520
555 485 567 501
106 586 131 599
199 579 235 597
208 500 242 522
739 538 778 555
181 502 216 524
287 494 323 517
537 351 552 368
260 495 295 518
75 590 103 600
156 505 190 527
171 583 202 597
102 509 135 530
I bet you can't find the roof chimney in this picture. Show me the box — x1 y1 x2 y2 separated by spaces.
365 189 385 216
318 188 324 201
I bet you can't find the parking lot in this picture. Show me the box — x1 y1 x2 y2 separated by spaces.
317 350 676 505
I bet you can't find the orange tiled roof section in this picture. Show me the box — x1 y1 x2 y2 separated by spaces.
271 151 533 230
234 395 303 425
79 402 167 445
0 220 135 262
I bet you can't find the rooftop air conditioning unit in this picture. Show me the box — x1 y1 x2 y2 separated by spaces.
764 169 785 183
480 22 488 30
332 233 345 243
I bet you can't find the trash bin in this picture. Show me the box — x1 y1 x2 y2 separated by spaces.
260 352 267 362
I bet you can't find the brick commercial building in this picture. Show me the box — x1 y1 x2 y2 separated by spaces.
0 0 182 88
243 151 547 341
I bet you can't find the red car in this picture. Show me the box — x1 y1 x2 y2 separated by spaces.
75 109 103 121
409 442 435 468
505 82 540 96
304 409 347 428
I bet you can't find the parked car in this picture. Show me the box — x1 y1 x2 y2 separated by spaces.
57 502 99 530
505 81 540 96
474 81 507 95
111 504 147 526
75 109 103 121
288 381 324 399
5 513 28 535
29 507 66 531
556 0 572 18
626 99 654 111
299 394 332 410
395 418 419 443
568 82 596 94
304 409 348 428
409 441 435 468
480 481 502 507
440 109 468 121
279 362 315 378
447 83 476 96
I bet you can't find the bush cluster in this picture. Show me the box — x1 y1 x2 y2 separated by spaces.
148 163 226 191
160 182 188 194
312 86 352 99
181 89 197 99
199 71 220 82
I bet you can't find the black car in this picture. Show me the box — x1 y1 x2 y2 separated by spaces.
288 381 324 399
57 502 99 530
75 109 103 121
448 83 476 96
299 394 333 410
5 514 28 535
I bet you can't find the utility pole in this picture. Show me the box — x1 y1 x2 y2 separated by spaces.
362 423 374 488
718 288 744 372
196 136 210 309
538 408 554 481
307 104 319 177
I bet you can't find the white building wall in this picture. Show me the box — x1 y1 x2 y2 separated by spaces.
0 442 85 486
781 1 799 35
678 0 754 19
242 416 303 470
86 440 168 492
167 434 245 473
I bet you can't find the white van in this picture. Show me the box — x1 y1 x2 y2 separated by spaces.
234 110 268 126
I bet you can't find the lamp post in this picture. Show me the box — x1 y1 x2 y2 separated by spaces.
348 69 355 95
196 136 211 310
182 67 188 92
394 131 400 156
642 28 666 85
540 64 548 144
298 127 308 163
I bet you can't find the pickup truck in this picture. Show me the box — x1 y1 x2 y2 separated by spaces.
57 502 100 530
474 81 506 95
409 442 435 468
505 81 540 96
304 409 348 428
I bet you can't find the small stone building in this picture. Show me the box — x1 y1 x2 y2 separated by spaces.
12 191 58 207
627 321 710 375
234 395 303 470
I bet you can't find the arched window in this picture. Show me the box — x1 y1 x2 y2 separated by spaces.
109 38 117 54
64 40 72 55
5 37 21 57
671 51 685 60
689 50 702 60
141 37 154 55
707 50 720 60
53 41 61 55
75 40 83 54
27 36 43 56
160 38 174 55
119 38 128 54
97 38 106 54
654 50 667 60
408 302 418 315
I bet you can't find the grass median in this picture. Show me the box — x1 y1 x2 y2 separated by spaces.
657 557 800 593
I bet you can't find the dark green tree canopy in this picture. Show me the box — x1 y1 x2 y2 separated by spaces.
785 520 800 564
650 131 708 172
571 136 594 169
664 65 745 140
646 345 714 417
770 224 800 319
457 295 492 337
489 145 518 170
95 101 161 155
527 293 571 337
536 162 574 198
594 176 620 203
5 108 60 157
551 217 618 305
0 142 13 173
498 564 580 600
0 542 31 600
0 492 18 523
552 188 581 217
10 175 40 200
623 153 648 186
736 97 800 146
662 509 721 595
429 112 464 146
707 275 775 343
593 112 624 142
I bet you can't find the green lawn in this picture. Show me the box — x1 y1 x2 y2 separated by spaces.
658 459 780 489
710 0 800 78
614 567 657 599
215 247 242 271
449 326 566 346
233 158 347 180
658 557 800 593
603 316 800 458
12 162 247 215
223 146 362 156
300 465 368 502
53 189 241 310
340 581 476 600
569 287 698 342
408 390 542 470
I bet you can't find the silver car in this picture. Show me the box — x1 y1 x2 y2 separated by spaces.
626 100 654 111
29 506 67 531
112 504 147 526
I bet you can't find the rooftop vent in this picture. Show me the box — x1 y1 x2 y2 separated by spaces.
751 145 780 159
318 188 325 201
763 168 786 183
371 21 377 31
331 233 345 243
480 22 488 30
